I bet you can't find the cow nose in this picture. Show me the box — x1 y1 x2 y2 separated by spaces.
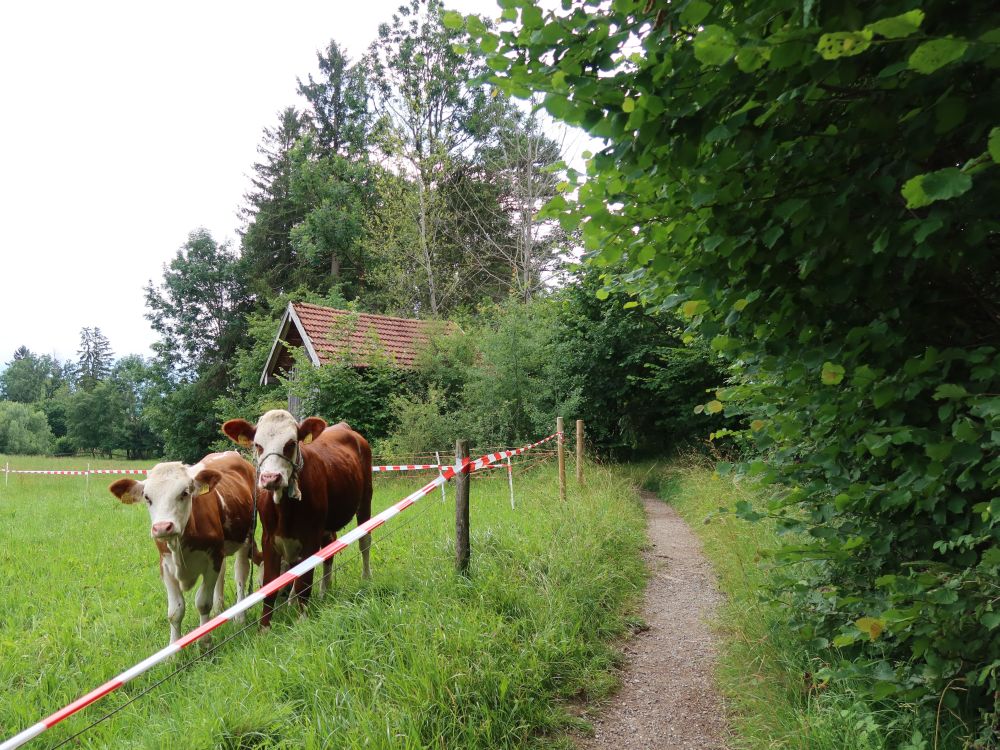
259 472 282 489
151 521 175 537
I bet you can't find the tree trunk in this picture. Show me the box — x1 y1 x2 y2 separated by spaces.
417 176 438 314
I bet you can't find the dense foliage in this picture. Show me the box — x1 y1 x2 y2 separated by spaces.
464 0 999 740
0 333 163 458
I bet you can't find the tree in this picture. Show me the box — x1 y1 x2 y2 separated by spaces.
111 355 163 459
287 140 377 299
468 0 1000 739
364 0 504 315
557 265 728 458
67 381 125 457
145 229 250 378
297 40 371 157
75 327 113 390
0 401 53 454
457 102 569 301
239 108 310 298
0 348 63 403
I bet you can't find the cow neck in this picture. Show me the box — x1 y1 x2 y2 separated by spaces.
167 491 210 561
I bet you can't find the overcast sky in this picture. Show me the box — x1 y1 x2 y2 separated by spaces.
0 0 528 366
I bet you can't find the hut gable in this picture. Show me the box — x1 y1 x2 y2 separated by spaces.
260 302 455 386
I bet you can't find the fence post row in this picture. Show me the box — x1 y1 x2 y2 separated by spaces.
557 416 566 502
576 419 584 486
455 439 470 575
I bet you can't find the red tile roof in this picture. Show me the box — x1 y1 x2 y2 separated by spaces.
291 302 456 370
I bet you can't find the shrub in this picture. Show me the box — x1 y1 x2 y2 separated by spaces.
0 401 53 454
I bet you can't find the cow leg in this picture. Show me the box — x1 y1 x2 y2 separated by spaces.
260 534 281 630
196 565 220 642
319 532 334 598
293 568 314 617
357 509 373 581
232 543 251 624
359 532 372 580
359 476 373 581
212 557 226 615
161 557 185 645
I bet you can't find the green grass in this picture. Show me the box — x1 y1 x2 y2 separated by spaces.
628 456 958 750
0 460 645 749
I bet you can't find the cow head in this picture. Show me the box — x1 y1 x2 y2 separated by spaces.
222 410 326 497
109 462 220 540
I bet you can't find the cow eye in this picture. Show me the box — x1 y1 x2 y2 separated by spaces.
283 439 295 456
254 443 263 456
144 495 151 506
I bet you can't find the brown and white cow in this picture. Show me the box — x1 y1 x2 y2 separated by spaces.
109 451 256 644
222 410 373 627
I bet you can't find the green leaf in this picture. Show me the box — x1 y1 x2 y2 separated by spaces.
833 632 858 648
521 5 543 29
989 127 1000 164
821 362 845 385
864 10 924 39
442 10 464 30
705 400 724 414
735 46 769 73
855 617 885 640
901 175 930 208
816 31 873 60
902 169 973 208
922 168 973 202
681 300 709 317
908 38 969 74
465 14 486 36
934 383 969 399
982 611 1000 630
680 0 711 26
925 441 954 461
622 97 635 113
693 25 737 67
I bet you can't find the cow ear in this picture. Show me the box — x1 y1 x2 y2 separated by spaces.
192 469 221 496
298 417 327 444
222 419 256 448
109 479 142 504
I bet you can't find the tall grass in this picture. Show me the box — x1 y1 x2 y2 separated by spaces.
629 456 959 750
0 460 644 749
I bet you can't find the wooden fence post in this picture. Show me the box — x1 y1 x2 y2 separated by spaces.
576 419 584 486
455 439 470 575
557 417 566 501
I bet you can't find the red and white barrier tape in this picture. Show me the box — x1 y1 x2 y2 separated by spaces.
0 431 561 750
371 464 440 472
5 465 444 477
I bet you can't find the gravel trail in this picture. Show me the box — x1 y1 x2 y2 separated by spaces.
575 490 728 750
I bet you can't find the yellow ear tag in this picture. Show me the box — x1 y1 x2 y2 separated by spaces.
199 484 212 495
237 435 252 447
303 433 313 444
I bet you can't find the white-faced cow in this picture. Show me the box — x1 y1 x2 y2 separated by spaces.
222 411 373 628
109 451 256 644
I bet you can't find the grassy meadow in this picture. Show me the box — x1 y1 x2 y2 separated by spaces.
0 457 645 749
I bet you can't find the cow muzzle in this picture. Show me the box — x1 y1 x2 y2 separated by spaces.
150 521 177 538
259 472 284 491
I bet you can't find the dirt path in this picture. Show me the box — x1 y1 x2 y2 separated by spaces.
576 490 728 750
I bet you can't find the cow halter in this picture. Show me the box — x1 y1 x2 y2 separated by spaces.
257 442 305 501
